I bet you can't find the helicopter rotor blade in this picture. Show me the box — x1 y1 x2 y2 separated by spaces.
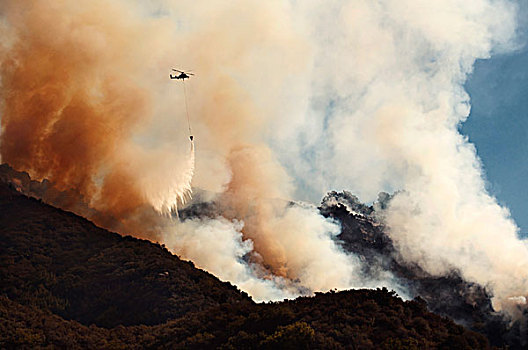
172 69 184 73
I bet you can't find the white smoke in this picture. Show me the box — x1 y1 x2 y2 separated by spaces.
269 0 527 311
163 216 294 301
162 202 404 301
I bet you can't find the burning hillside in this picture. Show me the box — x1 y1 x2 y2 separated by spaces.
2 0 528 347
2 165 527 347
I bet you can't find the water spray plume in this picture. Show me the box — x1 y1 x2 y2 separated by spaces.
144 142 195 216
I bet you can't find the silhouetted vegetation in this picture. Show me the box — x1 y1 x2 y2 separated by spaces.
1 288 489 349
0 180 251 328
1 173 491 348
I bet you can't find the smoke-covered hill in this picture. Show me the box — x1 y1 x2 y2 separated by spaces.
1 167 490 349
319 191 526 348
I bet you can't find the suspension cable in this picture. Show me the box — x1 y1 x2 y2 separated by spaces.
182 81 192 138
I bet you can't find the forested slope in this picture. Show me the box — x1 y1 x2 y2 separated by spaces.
0 181 251 328
0 172 490 349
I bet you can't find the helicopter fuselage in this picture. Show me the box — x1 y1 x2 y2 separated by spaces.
170 73 189 80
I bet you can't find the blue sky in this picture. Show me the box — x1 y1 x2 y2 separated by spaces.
462 36 528 234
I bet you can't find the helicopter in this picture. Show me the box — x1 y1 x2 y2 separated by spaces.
170 69 194 80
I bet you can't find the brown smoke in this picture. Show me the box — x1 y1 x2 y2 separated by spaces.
221 144 294 277
0 0 163 237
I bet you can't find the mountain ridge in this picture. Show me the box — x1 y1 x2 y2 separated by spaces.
0 163 499 348
0 176 251 328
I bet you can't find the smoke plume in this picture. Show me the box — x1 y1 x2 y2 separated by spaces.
0 0 196 237
1 0 528 316
0 0 371 300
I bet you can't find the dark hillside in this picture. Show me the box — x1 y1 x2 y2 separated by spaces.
0 169 491 348
144 288 488 349
1 289 489 349
0 181 251 328
0 296 118 349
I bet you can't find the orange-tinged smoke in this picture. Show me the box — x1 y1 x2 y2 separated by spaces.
221 144 293 277
0 0 177 237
